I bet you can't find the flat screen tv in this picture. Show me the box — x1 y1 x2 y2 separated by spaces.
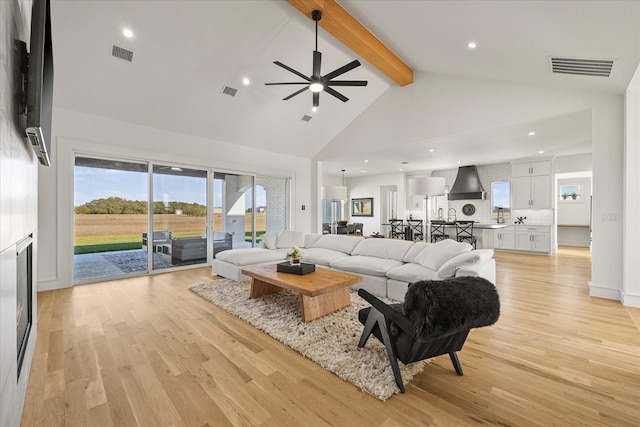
25 0 53 167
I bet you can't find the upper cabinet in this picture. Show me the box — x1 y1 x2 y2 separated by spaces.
512 160 552 177
511 160 552 209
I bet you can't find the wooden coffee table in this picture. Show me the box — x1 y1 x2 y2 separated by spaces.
241 264 362 322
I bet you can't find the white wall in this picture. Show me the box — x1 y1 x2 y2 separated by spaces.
343 172 406 236
0 1 38 425
623 65 640 307
38 108 313 291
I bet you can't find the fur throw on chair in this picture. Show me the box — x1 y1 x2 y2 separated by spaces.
398 276 500 340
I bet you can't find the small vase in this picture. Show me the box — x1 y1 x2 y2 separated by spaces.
290 258 301 265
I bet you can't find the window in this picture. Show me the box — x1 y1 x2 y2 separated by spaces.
560 184 582 201
491 181 511 219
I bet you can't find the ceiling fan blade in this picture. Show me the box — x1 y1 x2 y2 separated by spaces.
326 80 368 86
323 60 361 81
273 61 311 82
325 87 349 103
265 82 309 85
313 51 322 78
283 87 308 101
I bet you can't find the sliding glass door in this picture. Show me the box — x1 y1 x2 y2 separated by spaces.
213 172 254 251
212 173 290 253
152 165 208 269
74 156 149 281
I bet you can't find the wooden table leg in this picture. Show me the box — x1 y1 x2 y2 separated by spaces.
299 287 351 322
249 278 283 299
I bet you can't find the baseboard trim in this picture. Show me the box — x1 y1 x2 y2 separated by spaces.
588 282 621 301
621 292 640 308
37 279 71 292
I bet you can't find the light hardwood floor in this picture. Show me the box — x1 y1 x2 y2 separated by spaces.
22 247 640 426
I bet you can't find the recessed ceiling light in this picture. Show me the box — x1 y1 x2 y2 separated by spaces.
467 42 477 49
428 149 435 153
359 170 367 173
538 150 545 154
457 161 461 164
528 131 536 136
311 106 318 112
399 169 403 171
364 159 369 163
123 28 133 38
242 77 250 86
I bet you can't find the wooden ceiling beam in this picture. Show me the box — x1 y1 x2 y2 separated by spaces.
286 0 413 86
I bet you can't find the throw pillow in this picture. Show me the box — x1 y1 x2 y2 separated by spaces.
276 230 306 249
414 239 472 271
437 251 481 278
261 233 278 249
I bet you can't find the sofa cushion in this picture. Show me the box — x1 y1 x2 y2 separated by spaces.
437 249 494 278
330 256 404 277
261 233 278 249
414 239 472 271
304 233 323 248
300 247 350 266
386 263 441 283
351 238 414 262
214 248 284 266
276 231 306 249
403 241 431 263
311 234 364 254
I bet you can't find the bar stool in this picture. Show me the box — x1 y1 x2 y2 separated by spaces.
430 220 450 242
455 220 477 248
389 219 405 239
406 219 423 240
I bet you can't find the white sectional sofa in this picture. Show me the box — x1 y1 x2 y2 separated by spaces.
212 231 496 301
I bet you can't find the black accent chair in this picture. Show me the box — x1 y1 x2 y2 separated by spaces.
406 219 424 240
389 219 405 239
455 220 477 249
357 277 500 393
430 220 449 242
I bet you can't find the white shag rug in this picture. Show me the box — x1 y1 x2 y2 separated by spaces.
189 279 429 401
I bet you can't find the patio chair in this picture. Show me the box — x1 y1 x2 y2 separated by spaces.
357 276 500 393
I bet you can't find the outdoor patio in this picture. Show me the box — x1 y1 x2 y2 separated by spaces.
73 249 202 281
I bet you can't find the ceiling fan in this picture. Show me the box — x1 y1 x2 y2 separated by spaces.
265 9 368 108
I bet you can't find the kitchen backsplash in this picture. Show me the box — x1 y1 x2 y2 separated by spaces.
406 162 554 225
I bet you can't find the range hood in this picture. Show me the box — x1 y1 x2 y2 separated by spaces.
448 165 486 200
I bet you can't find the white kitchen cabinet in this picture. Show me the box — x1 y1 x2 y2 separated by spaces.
511 160 552 210
512 160 551 177
494 227 515 250
515 225 551 253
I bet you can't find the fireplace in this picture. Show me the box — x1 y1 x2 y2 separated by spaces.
16 235 33 379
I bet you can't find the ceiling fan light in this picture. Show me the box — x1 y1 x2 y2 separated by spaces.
309 82 324 92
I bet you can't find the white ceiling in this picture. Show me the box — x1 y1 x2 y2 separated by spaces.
50 0 640 177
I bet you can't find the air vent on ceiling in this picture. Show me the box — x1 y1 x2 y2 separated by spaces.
111 45 134 62
222 85 238 97
301 115 312 122
550 57 615 77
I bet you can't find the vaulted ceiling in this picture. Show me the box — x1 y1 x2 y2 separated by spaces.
50 0 640 177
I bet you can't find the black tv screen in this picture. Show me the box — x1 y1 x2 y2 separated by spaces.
25 0 53 167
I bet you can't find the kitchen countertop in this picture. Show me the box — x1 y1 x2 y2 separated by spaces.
473 223 511 229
